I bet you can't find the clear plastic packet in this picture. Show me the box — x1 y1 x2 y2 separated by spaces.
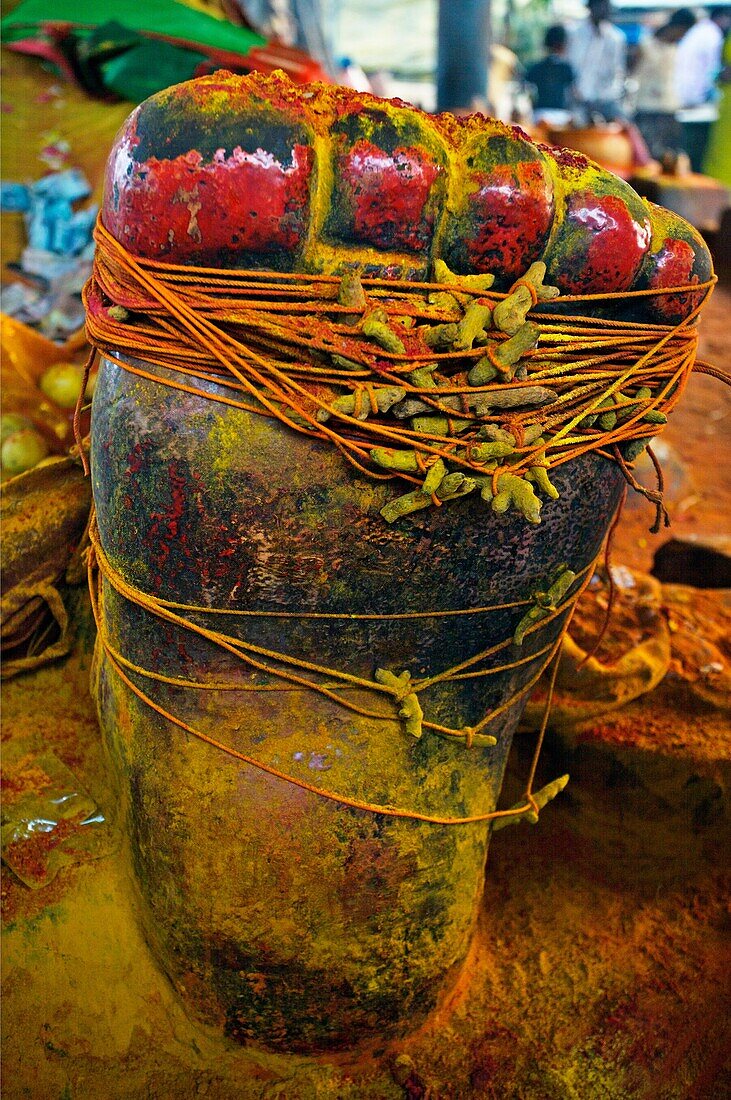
1 750 114 889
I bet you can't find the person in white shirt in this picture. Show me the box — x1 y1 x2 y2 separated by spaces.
569 0 628 122
676 7 729 107
674 7 731 170
633 9 696 158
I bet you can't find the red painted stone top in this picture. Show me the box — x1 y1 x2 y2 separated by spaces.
101 70 712 317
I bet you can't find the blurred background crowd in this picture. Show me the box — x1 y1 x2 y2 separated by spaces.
509 0 730 177
236 0 731 182
332 0 731 183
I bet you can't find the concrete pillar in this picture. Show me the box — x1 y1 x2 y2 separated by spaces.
436 0 491 113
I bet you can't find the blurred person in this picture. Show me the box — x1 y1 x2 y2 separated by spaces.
675 6 731 170
632 9 696 159
488 42 521 121
525 25 576 123
676 6 730 107
569 0 627 122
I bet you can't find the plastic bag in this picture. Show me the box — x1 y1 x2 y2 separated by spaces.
2 750 112 889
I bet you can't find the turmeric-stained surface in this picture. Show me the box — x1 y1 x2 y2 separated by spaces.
2 581 729 1099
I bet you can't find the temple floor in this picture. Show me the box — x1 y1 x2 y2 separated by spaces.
2 559 728 1099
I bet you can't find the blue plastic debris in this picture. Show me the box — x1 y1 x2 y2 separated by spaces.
1 167 97 338
52 204 99 255
31 167 91 204
27 195 71 250
0 182 31 213
25 192 98 257
19 248 82 280
0 282 37 315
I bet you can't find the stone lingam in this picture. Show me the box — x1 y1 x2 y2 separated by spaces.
84 71 712 1052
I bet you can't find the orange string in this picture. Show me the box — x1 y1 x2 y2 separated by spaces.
88 516 595 825
79 219 716 502
79 222 722 828
510 278 539 306
575 484 627 669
